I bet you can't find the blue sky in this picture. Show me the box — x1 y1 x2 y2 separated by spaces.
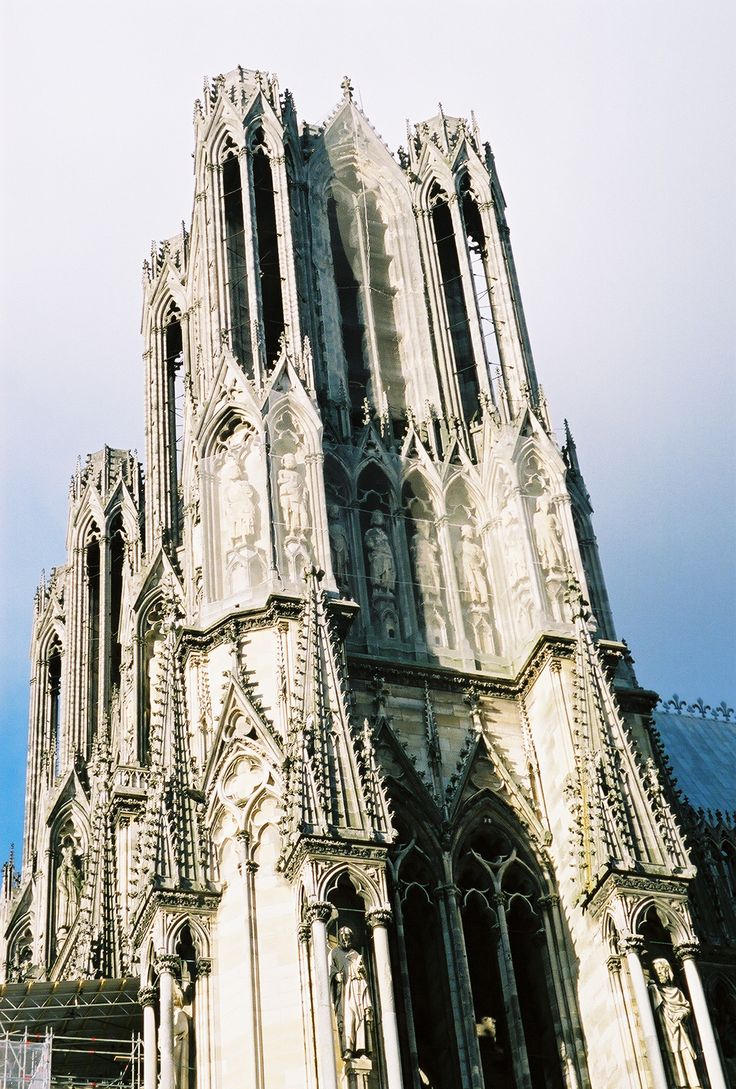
1 0 734 862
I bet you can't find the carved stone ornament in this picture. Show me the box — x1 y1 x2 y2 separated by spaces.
305 900 334 926
329 926 374 1061
648 958 702 1089
138 986 157 1007
365 907 392 929
156 952 181 975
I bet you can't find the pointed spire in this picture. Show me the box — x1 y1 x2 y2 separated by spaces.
280 569 393 871
566 579 691 897
563 418 581 474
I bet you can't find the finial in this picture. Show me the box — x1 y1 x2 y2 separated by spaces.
341 75 354 101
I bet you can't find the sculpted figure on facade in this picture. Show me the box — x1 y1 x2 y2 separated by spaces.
56 838 82 933
328 505 351 596
365 511 396 594
648 958 702 1089
459 524 489 607
532 497 566 575
411 520 442 603
173 984 191 1089
329 926 373 1060
278 453 310 540
219 433 258 549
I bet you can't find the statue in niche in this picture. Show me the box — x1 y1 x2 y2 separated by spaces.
648 958 702 1089
364 511 396 595
173 983 191 1089
278 453 310 540
329 926 373 1060
411 520 442 603
328 505 351 596
532 497 566 574
220 440 257 548
56 837 82 933
459 524 490 607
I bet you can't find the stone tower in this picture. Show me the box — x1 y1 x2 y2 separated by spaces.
1 68 732 1089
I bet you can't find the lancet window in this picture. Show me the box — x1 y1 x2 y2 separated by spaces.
327 175 405 432
458 173 501 377
85 535 101 748
109 511 125 693
457 825 566 1089
47 642 62 780
220 140 252 375
163 302 185 541
250 127 285 366
429 184 479 425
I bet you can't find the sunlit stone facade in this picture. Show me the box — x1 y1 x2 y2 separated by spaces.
0 68 734 1089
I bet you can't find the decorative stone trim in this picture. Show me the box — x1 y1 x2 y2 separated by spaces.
156 953 180 975
138 986 157 1007
366 908 392 930
305 901 333 926
196 957 213 977
619 935 644 956
674 941 700 962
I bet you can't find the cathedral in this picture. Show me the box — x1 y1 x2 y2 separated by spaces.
0 67 734 1089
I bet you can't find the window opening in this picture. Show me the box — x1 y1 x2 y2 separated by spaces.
48 648 62 779
460 179 501 381
328 192 370 426
164 310 185 539
86 539 100 747
109 514 125 693
222 151 252 375
252 133 285 366
431 190 479 423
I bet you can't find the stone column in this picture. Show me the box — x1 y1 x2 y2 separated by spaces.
139 986 158 1089
493 892 532 1089
676 943 728 1089
621 938 669 1089
308 901 339 1089
436 880 483 1089
157 954 179 1089
236 833 262 1089
366 909 403 1089
195 958 214 1089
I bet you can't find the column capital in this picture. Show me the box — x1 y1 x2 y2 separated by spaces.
607 955 622 974
674 941 700 962
156 953 179 976
306 900 333 926
366 907 393 930
620 935 644 956
196 957 212 977
538 894 560 911
139 986 157 1007
297 922 311 944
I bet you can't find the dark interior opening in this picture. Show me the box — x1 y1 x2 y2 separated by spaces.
165 315 185 540
222 153 252 375
48 647 62 778
327 193 370 428
86 538 100 751
431 193 480 423
109 514 125 693
252 142 285 367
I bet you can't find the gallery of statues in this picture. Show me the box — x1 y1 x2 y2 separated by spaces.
0 66 734 1089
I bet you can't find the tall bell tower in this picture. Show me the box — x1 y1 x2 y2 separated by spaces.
1 67 731 1089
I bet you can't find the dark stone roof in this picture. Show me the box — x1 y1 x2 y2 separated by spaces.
653 709 736 816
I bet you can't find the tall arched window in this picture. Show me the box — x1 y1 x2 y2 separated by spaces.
47 643 62 779
328 190 369 424
251 128 285 366
430 185 479 424
221 140 252 374
109 511 125 693
456 823 565 1089
164 303 185 541
86 536 101 748
459 173 501 377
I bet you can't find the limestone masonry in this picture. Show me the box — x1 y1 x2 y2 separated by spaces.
0 67 734 1089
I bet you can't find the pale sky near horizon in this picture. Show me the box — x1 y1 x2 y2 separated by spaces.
1 0 734 861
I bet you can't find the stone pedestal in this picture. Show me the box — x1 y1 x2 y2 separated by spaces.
341 1055 373 1089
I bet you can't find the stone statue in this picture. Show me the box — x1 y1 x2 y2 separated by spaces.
56 839 82 933
328 505 351 595
173 984 190 1089
532 497 566 574
411 521 442 601
649 958 702 1089
219 434 258 547
329 926 373 1060
364 511 396 595
459 525 489 606
278 453 310 539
